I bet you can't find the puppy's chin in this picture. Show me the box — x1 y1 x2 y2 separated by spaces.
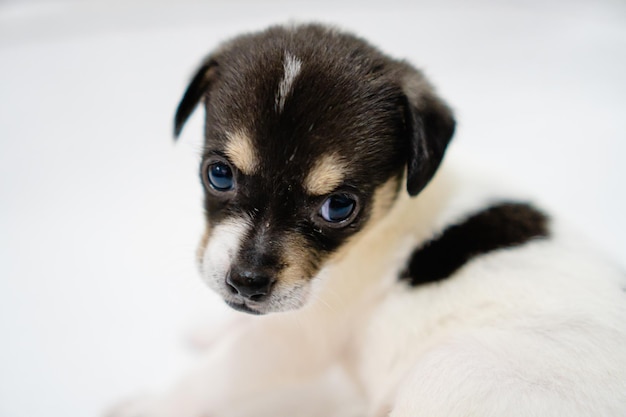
224 300 264 315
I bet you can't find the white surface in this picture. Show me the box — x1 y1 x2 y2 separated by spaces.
1 1 625 417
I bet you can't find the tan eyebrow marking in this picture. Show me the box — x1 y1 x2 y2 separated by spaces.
224 130 259 175
304 154 347 195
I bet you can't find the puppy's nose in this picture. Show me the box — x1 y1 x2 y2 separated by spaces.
226 269 274 301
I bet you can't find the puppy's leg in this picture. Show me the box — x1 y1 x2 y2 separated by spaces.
108 314 357 417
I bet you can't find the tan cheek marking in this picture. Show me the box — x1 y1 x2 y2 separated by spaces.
277 233 318 286
224 130 258 175
304 154 346 196
368 176 401 224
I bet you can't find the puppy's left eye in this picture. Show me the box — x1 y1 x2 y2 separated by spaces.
319 193 358 225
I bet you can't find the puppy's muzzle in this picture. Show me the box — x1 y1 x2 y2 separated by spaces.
226 267 276 301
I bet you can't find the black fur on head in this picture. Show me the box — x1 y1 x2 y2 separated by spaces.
174 24 455 197
173 24 456 314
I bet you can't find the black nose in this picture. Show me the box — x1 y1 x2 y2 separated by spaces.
226 269 274 301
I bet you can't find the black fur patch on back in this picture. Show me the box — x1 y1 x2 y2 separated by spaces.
400 202 549 286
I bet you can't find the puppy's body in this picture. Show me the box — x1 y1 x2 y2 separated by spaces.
349 161 626 416
111 24 626 417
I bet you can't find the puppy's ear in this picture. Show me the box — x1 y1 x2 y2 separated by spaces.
401 68 455 196
174 59 218 139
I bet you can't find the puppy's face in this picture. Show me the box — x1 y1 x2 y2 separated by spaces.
175 25 455 314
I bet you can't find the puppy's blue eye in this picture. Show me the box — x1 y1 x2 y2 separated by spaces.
320 194 357 224
207 162 234 191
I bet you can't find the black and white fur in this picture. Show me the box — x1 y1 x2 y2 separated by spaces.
111 24 626 417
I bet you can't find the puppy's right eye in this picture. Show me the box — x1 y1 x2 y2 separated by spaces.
206 161 234 192
318 193 359 227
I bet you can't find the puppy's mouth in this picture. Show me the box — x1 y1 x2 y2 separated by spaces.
225 300 263 315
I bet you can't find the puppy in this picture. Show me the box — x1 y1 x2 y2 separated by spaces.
112 24 626 417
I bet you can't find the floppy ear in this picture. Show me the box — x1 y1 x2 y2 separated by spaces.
401 69 456 196
173 59 218 139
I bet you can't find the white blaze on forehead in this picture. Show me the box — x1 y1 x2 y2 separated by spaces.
201 217 251 287
276 52 302 113
304 153 347 196
225 130 258 175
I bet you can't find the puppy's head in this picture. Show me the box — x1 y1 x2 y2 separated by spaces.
174 24 455 314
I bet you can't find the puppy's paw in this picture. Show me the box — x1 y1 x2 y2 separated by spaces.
185 311 252 352
104 393 213 417
104 393 157 417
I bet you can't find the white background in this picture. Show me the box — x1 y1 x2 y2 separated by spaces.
1 1 625 416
